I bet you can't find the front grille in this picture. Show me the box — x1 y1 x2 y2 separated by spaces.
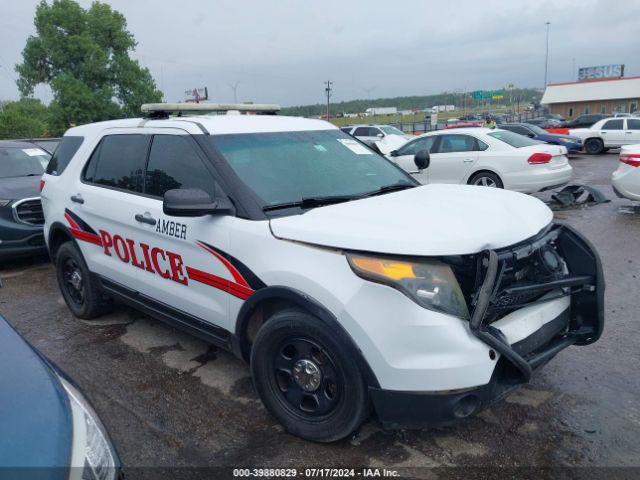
14 198 44 225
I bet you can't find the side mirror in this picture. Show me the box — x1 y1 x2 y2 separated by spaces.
414 150 430 170
163 188 233 217
376 133 384 138
527 133 535 138
389 149 398 157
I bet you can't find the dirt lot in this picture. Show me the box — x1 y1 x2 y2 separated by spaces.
1 153 639 477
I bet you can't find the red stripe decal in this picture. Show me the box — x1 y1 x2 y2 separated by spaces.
186 266 253 300
64 212 81 231
195 241 250 288
70 229 102 246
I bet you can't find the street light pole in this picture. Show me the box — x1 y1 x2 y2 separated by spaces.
544 21 551 87
324 80 333 120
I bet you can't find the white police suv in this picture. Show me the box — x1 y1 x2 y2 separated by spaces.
41 103 604 442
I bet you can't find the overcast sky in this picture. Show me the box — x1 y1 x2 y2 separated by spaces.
1 0 639 107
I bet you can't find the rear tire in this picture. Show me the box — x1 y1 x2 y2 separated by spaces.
584 138 604 155
250 309 369 442
55 242 112 319
469 171 503 189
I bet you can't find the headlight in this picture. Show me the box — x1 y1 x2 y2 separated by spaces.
346 254 469 319
559 137 573 143
59 377 118 480
0 199 12 207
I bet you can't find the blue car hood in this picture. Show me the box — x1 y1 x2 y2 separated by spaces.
0 318 71 471
538 133 581 143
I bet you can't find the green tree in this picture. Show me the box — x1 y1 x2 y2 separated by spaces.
16 0 162 134
0 99 49 139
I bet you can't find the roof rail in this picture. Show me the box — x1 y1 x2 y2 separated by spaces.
141 102 281 118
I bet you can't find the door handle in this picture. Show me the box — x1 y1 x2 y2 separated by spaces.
625 131 633 134
135 213 157 226
463 158 474 163
70 194 84 204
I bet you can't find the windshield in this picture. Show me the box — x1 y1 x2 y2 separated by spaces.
0 147 50 178
210 130 414 209
380 126 405 136
488 130 544 148
523 124 547 135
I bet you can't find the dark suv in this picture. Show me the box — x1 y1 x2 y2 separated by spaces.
562 114 609 129
0 141 51 261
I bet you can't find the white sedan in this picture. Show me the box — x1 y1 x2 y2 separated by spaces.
570 117 640 154
387 128 572 193
612 144 640 201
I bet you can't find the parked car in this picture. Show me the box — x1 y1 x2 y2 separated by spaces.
0 140 53 261
42 106 602 442
611 144 640 201
388 128 572 193
570 117 640 154
445 122 482 129
500 123 582 153
539 113 566 122
561 114 609 129
0 314 121 477
527 117 564 129
342 124 410 147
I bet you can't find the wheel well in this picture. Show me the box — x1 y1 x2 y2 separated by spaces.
240 297 303 361
467 169 501 185
48 225 74 261
585 137 603 144
234 287 380 388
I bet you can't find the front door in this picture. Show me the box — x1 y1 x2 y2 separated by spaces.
390 135 438 184
131 131 235 331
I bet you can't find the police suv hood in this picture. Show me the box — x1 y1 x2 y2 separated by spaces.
0 175 41 200
0 317 71 472
269 184 553 256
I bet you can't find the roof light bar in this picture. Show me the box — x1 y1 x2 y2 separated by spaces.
141 102 281 118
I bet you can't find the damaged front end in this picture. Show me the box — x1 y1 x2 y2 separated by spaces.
447 223 604 383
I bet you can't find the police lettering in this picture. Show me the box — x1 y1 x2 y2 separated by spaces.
99 230 187 285
156 219 187 240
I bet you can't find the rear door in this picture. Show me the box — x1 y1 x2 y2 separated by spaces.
130 131 235 332
72 132 150 289
428 134 479 184
599 119 626 147
624 118 640 145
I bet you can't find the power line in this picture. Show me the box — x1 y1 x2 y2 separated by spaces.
324 80 332 120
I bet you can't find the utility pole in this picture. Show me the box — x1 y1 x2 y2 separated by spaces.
324 80 333 120
572 58 576 81
544 22 551 87
229 81 240 103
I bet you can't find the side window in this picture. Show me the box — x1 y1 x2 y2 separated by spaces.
475 139 489 151
627 119 640 130
353 127 370 136
601 119 624 130
508 126 530 136
436 135 476 153
145 135 216 198
83 135 149 193
370 128 383 137
46 136 83 176
397 136 436 156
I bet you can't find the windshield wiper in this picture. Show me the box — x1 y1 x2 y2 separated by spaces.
263 194 358 212
362 182 415 197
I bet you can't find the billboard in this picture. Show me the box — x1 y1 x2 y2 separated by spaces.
578 65 624 81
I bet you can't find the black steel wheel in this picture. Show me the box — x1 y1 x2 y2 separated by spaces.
585 138 604 155
55 242 112 319
251 309 369 442
273 337 341 419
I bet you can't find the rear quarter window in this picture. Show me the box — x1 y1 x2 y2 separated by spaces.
45 136 84 175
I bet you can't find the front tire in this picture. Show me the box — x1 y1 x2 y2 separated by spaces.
584 138 604 155
55 242 112 319
251 309 369 442
469 171 503 188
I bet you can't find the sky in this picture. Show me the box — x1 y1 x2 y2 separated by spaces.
1 0 639 107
